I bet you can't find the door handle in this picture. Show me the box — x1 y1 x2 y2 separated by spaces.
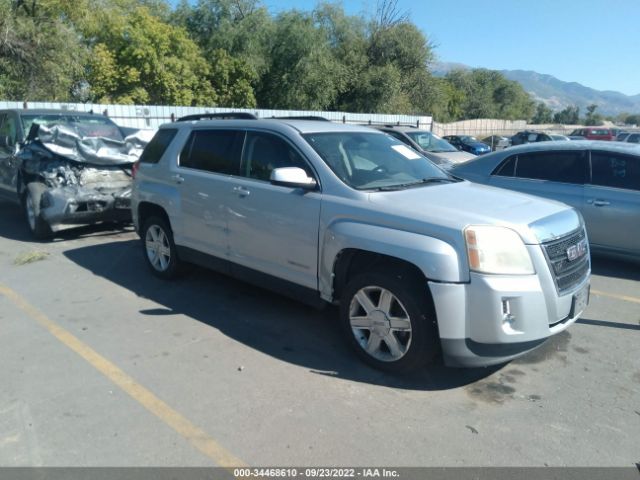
593 199 610 207
171 174 184 184
233 186 251 197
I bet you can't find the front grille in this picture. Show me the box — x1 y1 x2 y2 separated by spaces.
542 228 590 295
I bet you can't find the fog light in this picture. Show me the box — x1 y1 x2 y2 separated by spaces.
502 299 516 324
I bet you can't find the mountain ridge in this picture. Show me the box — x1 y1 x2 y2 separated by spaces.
432 62 640 116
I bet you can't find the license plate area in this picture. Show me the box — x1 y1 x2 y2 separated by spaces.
569 284 590 318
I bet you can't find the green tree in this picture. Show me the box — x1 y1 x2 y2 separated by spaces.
257 10 347 109
624 114 640 125
584 104 603 126
86 7 215 105
553 105 580 124
0 0 88 101
532 102 554 124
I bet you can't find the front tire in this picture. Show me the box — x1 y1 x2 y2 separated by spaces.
23 182 52 240
340 270 439 373
141 216 181 279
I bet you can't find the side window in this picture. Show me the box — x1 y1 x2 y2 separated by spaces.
179 129 241 174
627 134 640 144
385 130 411 146
139 129 178 164
492 155 517 177
0 114 18 151
241 131 311 182
591 152 639 191
515 151 587 184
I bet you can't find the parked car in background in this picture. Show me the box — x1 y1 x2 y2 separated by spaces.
623 133 640 144
451 141 640 260
443 135 491 155
481 135 511 151
549 134 570 141
616 132 630 142
510 130 553 146
372 126 475 167
568 128 616 141
132 118 589 372
0 109 148 238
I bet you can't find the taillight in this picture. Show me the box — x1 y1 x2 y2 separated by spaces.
132 160 140 179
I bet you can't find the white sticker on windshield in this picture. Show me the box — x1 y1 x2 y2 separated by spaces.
392 144 421 160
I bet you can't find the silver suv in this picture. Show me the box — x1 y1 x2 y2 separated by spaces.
132 119 590 373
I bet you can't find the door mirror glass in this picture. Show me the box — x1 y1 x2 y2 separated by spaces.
270 167 317 189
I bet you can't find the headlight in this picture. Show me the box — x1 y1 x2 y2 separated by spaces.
464 226 535 275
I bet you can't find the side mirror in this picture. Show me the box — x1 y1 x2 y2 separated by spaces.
270 167 317 190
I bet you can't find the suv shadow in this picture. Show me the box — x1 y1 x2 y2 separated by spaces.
62 238 504 391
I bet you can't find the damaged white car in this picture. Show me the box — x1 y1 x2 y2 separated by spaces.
0 109 151 239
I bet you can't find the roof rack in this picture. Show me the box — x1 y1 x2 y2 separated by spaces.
271 116 331 121
176 112 258 122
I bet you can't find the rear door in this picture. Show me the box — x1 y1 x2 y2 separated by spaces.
173 129 243 258
226 130 321 289
583 151 640 255
489 150 588 212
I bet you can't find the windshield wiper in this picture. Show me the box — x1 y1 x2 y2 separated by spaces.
372 177 455 191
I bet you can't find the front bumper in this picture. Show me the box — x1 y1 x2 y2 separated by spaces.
40 186 132 227
430 244 590 367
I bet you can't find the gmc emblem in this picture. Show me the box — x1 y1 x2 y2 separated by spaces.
566 239 588 262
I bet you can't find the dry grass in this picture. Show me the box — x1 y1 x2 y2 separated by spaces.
14 251 49 266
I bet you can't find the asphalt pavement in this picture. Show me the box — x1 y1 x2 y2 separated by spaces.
0 199 638 468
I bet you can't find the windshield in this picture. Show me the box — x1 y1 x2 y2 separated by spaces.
303 132 451 190
21 114 124 141
405 131 458 153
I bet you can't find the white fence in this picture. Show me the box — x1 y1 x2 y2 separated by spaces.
0 101 433 130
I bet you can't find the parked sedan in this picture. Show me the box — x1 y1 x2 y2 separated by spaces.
510 131 553 146
451 141 640 260
624 133 640 144
481 135 510 151
373 126 475 167
443 135 491 155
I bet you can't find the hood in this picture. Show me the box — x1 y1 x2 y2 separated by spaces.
367 180 581 245
24 124 151 166
426 150 476 164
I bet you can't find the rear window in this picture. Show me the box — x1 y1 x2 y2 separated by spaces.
138 129 178 164
591 152 639 191
179 129 241 174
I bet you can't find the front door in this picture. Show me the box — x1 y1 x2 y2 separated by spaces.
226 130 321 290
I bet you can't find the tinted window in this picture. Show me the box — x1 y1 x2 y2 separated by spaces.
493 156 516 176
627 134 640 143
0 114 18 149
591 152 639 191
180 130 241 174
139 129 177 164
241 131 311 181
515 151 587 184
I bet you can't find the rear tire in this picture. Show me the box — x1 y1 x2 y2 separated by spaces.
23 182 52 240
141 216 181 279
340 270 439 373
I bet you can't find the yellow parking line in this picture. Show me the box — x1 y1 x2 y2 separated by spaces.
591 289 640 305
0 283 246 468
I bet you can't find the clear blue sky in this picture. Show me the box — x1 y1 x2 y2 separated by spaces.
177 0 640 96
